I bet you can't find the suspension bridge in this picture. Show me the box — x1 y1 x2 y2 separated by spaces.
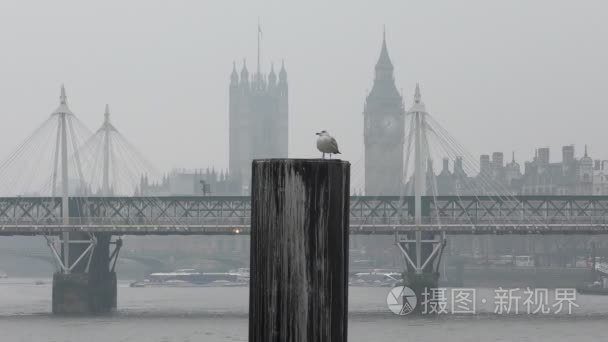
0 85 604 313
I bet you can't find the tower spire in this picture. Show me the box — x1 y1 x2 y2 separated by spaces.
60 84 67 105
376 27 393 70
383 24 386 44
53 84 73 115
414 83 421 103
231 61 239 85
585 144 589 158
279 59 287 83
410 83 427 113
104 104 110 124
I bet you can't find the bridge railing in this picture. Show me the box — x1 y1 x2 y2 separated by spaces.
0 217 251 226
352 216 608 226
2 215 608 226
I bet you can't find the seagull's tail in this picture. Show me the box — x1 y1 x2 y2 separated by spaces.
336 151 341 154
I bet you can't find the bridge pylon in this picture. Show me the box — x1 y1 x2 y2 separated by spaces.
395 84 447 313
43 86 123 314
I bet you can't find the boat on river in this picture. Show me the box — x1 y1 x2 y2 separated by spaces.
577 263 608 295
130 268 250 288
576 284 608 295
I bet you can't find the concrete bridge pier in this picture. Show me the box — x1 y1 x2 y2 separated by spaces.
397 197 446 314
402 231 441 312
52 229 120 314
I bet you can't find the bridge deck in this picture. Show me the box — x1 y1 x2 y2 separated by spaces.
2 196 608 235
3 221 608 235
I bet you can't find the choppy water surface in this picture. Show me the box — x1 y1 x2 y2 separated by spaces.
1 279 607 342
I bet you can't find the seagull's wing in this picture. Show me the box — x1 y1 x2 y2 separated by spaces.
330 136 340 153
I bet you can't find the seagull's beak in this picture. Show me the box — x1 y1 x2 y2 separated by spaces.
315 132 320 135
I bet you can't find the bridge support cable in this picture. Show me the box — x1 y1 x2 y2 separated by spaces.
393 83 562 299
420 104 548 230
66 115 87 193
399 84 560 272
75 104 161 197
419 99 519 265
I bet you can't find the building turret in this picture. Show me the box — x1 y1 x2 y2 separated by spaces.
506 152 521 173
436 158 453 194
440 158 451 176
230 62 239 86
491 152 504 181
580 145 593 181
275 60 289 161
279 60 287 83
268 62 277 92
537 147 550 165
275 61 288 99
480 155 491 176
577 145 594 194
453 157 466 178
505 152 522 188
240 60 249 87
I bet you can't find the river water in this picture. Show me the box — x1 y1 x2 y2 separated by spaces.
1 279 607 342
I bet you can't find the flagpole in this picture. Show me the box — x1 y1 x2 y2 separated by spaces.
257 19 261 75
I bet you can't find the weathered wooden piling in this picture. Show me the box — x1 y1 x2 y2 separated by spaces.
249 159 350 342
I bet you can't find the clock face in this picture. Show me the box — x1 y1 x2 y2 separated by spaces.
383 116 397 132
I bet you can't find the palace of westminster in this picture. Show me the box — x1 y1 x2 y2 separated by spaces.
138 32 608 198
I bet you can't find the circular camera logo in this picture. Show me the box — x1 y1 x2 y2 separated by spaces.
386 286 417 315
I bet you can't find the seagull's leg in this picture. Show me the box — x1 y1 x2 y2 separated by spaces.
329 153 332 160
322 152 325 159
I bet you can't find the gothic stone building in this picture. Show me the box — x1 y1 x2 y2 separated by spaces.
425 145 603 196
364 33 405 195
229 61 288 194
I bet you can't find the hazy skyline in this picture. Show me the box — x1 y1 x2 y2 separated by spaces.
0 0 606 184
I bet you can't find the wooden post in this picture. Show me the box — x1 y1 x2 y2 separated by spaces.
249 159 350 342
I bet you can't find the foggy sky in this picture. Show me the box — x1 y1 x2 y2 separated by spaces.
0 0 606 188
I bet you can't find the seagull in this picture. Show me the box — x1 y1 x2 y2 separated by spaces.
316 130 341 159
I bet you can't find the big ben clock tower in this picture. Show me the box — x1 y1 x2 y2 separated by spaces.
363 31 405 195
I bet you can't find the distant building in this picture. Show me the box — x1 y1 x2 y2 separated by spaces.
363 31 405 195
593 160 608 195
229 53 288 195
137 168 233 196
520 145 593 195
423 144 605 196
